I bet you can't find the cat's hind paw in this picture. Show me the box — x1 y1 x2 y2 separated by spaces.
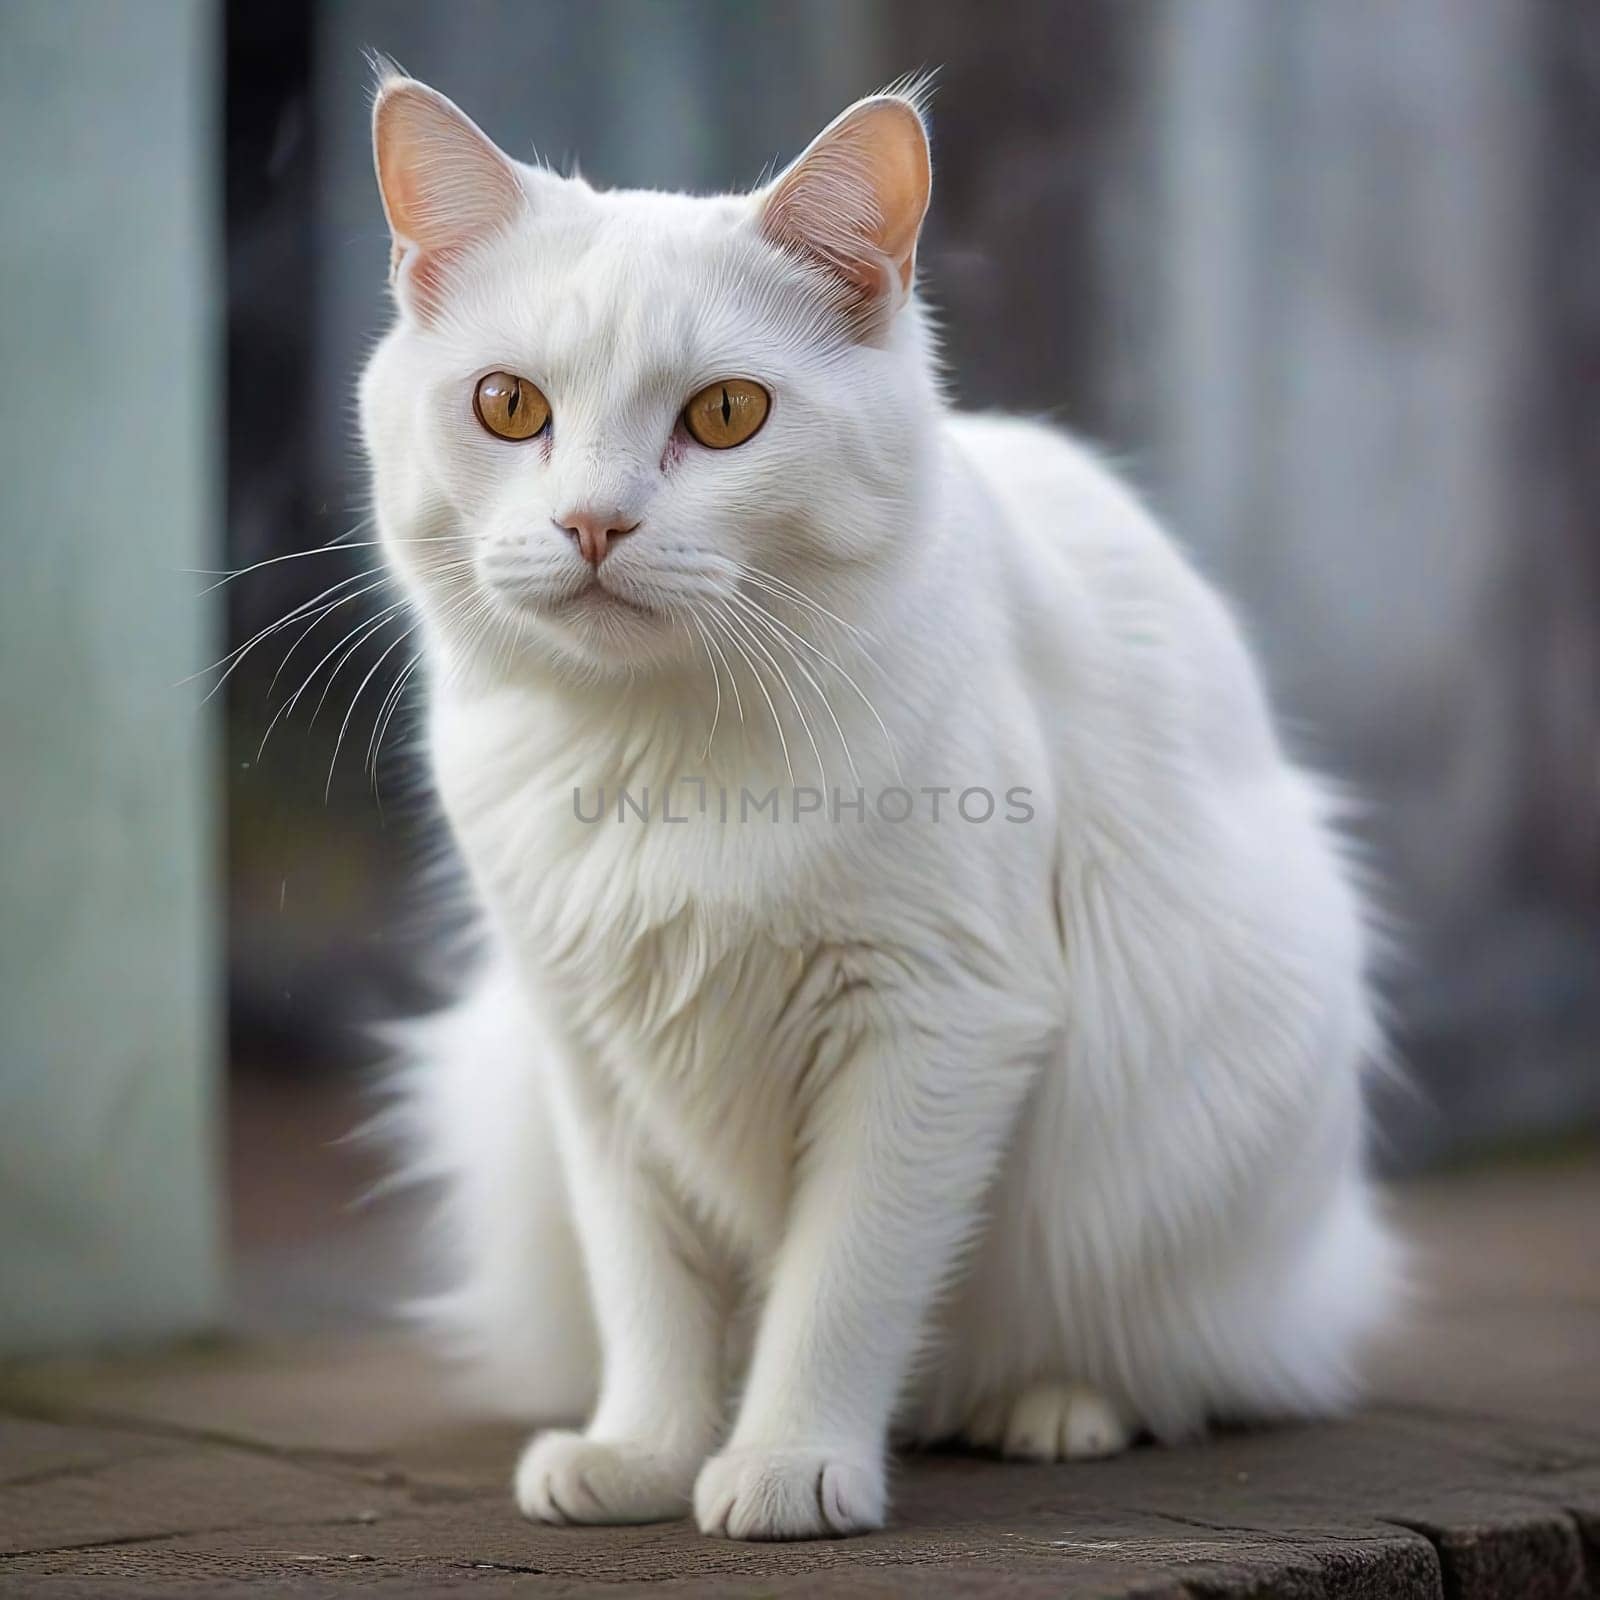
694 1444 885 1540
964 1381 1135 1461
514 1430 697 1525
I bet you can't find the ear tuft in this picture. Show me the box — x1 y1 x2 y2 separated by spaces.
372 76 525 319
759 91 932 336
365 49 408 99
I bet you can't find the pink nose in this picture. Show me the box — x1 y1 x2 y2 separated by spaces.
554 508 640 566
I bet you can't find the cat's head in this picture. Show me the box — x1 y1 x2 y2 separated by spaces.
361 71 939 683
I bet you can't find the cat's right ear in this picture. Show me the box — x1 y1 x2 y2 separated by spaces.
372 75 526 322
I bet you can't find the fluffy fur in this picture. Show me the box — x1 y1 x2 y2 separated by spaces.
362 72 1397 1540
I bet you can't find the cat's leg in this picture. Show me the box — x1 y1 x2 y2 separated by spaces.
961 1382 1135 1461
907 1085 1143 1465
917 1026 1395 1456
693 996 1038 1540
515 1061 727 1526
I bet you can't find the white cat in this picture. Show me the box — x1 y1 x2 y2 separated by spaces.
363 71 1398 1541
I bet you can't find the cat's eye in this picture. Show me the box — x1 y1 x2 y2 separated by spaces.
473 372 550 441
683 379 770 449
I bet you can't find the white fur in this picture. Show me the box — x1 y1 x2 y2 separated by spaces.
362 77 1398 1540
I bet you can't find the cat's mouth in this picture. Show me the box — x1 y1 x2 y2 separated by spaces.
557 580 656 620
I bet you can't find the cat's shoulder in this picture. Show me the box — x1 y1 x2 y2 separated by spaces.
940 410 1180 581
943 410 1107 480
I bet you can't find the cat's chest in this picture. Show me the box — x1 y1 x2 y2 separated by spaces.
433 694 820 1245
542 885 811 1252
432 684 830 915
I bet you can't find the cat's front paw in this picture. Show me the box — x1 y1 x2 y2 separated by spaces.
514 1430 698 1525
693 1444 885 1540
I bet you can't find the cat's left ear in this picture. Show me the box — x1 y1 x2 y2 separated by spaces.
757 91 931 337
372 74 527 322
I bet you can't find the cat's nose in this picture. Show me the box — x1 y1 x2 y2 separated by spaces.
553 508 640 566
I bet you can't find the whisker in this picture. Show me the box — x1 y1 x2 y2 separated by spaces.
727 590 861 788
197 531 461 593
690 615 723 759
309 605 408 726
327 623 418 801
264 575 396 702
711 609 794 785
719 600 826 789
732 579 899 778
184 567 382 696
368 652 423 783
739 564 878 649
181 517 373 582
236 562 480 763
439 578 509 688
300 561 481 734
698 613 745 727
256 604 399 759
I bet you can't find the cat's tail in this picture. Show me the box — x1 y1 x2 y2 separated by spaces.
374 953 599 1423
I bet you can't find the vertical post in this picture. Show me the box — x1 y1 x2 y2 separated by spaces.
0 0 221 1350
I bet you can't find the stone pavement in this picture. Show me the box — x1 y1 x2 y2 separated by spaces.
1 1155 1596 1597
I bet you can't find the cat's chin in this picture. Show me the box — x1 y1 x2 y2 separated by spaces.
552 585 658 624
483 585 685 677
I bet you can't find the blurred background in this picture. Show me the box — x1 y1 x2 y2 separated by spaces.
2 0 1596 1354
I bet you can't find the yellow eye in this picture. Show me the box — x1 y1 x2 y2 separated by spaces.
473 372 550 441
683 379 770 449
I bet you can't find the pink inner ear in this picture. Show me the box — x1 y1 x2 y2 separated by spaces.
864 107 932 292
761 97 931 319
373 79 525 316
